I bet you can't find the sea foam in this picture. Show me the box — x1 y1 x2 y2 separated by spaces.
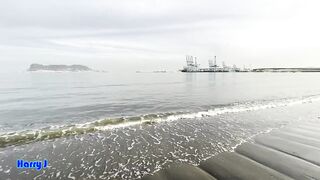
1 94 319 148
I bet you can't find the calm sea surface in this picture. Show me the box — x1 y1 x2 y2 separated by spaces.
1 71 320 179
1 71 320 133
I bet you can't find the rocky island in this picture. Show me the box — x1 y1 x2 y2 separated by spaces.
28 64 92 72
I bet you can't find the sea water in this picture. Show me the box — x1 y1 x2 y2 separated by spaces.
0 71 320 179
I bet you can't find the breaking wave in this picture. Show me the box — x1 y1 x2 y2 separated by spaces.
1 95 320 148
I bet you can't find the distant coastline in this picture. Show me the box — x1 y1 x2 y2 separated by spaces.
252 68 320 72
28 64 92 72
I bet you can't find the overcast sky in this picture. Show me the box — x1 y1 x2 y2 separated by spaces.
1 0 320 72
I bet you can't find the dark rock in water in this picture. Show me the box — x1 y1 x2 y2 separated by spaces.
28 64 92 72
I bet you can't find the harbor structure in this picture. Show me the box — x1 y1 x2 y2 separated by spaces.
181 55 245 72
184 55 200 72
181 56 320 73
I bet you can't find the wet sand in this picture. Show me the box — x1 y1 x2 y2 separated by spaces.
143 122 320 180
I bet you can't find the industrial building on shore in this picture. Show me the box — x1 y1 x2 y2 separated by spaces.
181 55 251 72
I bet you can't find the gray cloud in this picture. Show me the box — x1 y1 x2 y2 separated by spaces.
0 0 247 29
0 0 319 72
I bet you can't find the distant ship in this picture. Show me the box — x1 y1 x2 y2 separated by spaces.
153 70 167 73
180 55 250 72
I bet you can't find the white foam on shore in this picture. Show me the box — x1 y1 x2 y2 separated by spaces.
91 94 320 132
1 95 320 147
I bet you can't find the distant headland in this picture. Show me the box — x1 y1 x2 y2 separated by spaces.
28 64 92 72
252 68 320 72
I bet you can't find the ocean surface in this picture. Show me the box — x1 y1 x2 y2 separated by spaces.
1 71 320 179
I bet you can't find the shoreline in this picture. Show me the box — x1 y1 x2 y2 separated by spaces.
0 101 319 179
